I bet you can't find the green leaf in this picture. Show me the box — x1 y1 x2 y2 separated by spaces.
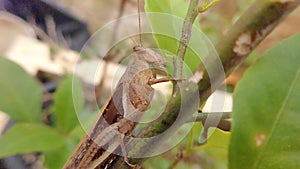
187 123 230 169
54 76 84 133
0 58 42 122
190 123 230 152
69 125 85 139
145 0 207 74
44 137 78 169
0 123 65 158
145 0 188 59
145 0 189 19
229 34 300 169
70 111 98 139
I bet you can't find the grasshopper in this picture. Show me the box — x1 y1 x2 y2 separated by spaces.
63 46 171 169
63 1 173 168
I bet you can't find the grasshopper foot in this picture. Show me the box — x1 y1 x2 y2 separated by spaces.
124 157 140 169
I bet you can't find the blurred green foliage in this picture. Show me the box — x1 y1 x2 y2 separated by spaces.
0 65 84 168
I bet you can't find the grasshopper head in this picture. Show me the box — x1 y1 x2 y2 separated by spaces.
133 46 167 70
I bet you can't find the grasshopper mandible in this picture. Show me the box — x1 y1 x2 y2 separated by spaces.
63 1 173 168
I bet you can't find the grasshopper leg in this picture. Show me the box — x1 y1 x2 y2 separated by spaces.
149 77 186 85
118 134 140 169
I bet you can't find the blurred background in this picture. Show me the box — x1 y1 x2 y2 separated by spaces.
0 0 299 169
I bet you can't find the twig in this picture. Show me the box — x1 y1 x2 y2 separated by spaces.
45 15 69 49
173 0 199 91
189 111 231 144
45 15 59 43
28 16 63 55
188 111 231 123
28 16 55 46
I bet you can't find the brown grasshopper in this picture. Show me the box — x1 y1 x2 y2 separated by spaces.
63 46 170 169
63 1 173 168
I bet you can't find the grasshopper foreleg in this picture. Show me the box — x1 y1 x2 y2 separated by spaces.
149 77 186 85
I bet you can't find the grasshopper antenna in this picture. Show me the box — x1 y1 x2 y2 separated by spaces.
137 0 143 47
129 35 139 46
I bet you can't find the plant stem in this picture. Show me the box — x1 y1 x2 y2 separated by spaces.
173 0 199 80
189 112 231 123
197 0 300 101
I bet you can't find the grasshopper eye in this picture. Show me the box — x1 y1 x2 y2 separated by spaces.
133 46 138 51
133 45 144 52
161 60 167 67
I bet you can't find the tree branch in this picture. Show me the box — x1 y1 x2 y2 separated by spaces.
197 0 300 101
110 0 300 168
190 111 231 123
